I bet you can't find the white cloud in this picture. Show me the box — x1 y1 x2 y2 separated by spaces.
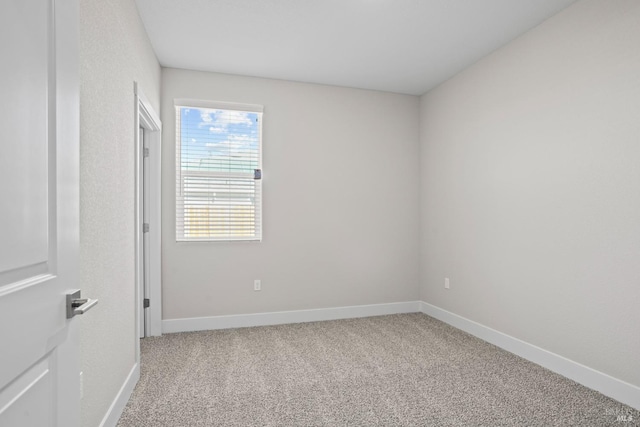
197 109 254 129
215 110 253 126
205 134 258 155
200 112 213 123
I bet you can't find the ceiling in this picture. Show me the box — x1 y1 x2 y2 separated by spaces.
135 0 578 95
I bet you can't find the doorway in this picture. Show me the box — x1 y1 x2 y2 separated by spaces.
135 83 162 340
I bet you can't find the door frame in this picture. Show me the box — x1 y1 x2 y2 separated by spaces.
134 83 162 342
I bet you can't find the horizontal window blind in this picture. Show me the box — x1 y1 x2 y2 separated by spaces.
175 102 263 241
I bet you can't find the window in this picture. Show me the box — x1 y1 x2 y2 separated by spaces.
175 100 263 241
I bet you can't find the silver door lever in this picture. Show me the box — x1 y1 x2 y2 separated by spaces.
66 289 98 318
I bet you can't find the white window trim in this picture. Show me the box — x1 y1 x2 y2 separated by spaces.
174 98 263 114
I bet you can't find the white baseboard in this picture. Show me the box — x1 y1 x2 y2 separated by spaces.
99 363 140 427
419 301 640 411
162 301 420 334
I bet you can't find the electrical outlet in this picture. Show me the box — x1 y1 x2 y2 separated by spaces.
254 279 261 291
445 278 450 289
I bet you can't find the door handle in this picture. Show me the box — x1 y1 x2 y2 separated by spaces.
66 290 99 319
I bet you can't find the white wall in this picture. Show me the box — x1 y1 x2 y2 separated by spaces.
79 0 160 425
162 69 420 320
420 0 640 389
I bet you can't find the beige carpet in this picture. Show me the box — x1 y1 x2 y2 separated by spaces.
117 313 637 426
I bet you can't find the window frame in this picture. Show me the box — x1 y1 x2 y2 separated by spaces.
174 99 263 242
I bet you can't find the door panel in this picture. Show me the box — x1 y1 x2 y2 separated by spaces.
0 0 80 425
0 0 49 276
0 356 53 426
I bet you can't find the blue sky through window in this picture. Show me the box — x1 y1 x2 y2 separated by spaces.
180 107 259 173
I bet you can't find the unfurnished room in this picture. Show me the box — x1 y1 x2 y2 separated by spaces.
0 0 639 426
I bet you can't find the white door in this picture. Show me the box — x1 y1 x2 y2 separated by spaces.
139 127 145 338
0 0 83 426
139 126 150 338
143 129 151 336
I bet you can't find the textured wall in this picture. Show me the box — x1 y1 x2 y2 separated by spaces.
79 0 160 425
420 0 640 387
162 69 421 320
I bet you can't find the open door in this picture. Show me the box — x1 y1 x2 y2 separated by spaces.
135 85 162 339
0 0 85 426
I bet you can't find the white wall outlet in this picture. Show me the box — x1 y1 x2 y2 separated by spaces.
445 277 450 289
254 279 261 291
